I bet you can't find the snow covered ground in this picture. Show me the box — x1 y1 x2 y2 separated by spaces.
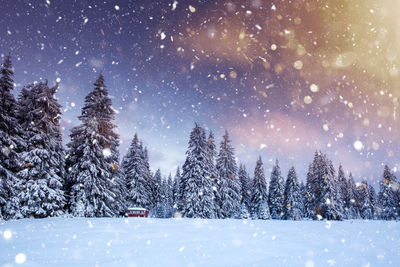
1 218 399 267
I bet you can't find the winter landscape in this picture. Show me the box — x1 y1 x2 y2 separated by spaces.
1 0 400 266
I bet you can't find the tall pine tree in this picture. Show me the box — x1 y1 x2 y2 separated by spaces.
216 130 241 218
250 157 269 219
377 165 398 220
268 159 284 219
337 164 348 218
151 169 162 207
282 167 302 220
358 179 374 219
67 74 123 217
346 173 360 219
17 82 66 218
306 151 344 220
172 166 181 209
206 131 221 218
0 55 24 219
180 124 217 218
122 133 152 209
238 164 251 210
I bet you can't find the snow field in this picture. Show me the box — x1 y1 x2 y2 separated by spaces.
1 218 400 267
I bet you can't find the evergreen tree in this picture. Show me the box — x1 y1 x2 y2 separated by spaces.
151 169 162 206
238 164 251 209
346 173 360 219
239 202 250 219
0 55 24 219
180 124 217 218
172 166 181 208
250 157 268 219
206 131 221 218
17 82 66 218
377 165 398 220
153 176 167 218
368 184 377 219
282 167 302 220
299 181 307 217
67 74 122 217
306 151 344 220
140 145 153 205
268 159 285 219
337 164 348 218
358 179 374 219
321 155 344 220
304 162 315 219
165 174 174 217
166 174 173 208
258 201 271 220
121 134 152 209
216 130 241 218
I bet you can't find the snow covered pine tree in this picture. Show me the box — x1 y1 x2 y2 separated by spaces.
238 164 251 215
121 133 153 209
206 130 221 218
358 178 374 219
337 164 349 219
67 74 124 217
0 55 24 219
216 131 241 218
283 167 303 220
346 173 360 219
250 157 269 219
268 160 285 219
180 124 217 218
378 165 398 220
306 151 344 220
172 166 181 210
17 82 66 218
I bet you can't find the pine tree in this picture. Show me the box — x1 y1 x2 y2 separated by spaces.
172 166 181 208
346 173 360 219
153 176 168 218
359 179 374 219
165 173 174 217
151 169 162 207
282 167 302 220
258 201 271 220
0 55 24 219
180 124 217 218
306 151 343 220
206 131 221 218
216 130 241 218
337 164 348 219
250 157 268 219
268 159 285 219
299 181 307 217
238 164 251 209
16 82 66 218
377 165 398 220
320 155 344 220
67 74 122 217
140 145 153 205
121 134 152 209
368 184 377 219
166 174 173 207
239 202 250 219
305 162 316 219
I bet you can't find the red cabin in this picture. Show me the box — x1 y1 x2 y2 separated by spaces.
125 207 149 218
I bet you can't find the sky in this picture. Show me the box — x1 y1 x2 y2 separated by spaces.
0 0 399 184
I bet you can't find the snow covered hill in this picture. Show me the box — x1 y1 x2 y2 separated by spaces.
1 218 399 266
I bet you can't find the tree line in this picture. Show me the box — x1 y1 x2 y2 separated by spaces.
0 55 399 221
